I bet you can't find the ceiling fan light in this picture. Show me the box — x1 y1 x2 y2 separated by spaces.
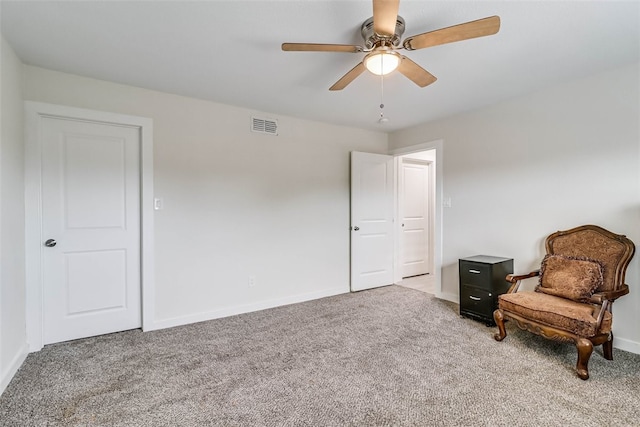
364 52 400 76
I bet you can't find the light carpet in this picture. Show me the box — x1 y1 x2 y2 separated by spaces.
1 285 639 426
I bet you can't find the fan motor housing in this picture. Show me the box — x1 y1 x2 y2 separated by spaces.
361 15 406 49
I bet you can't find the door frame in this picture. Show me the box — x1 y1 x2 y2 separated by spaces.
390 140 445 299
24 101 155 352
397 157 434 279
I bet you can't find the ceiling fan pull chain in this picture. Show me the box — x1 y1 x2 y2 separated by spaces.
380 57 384 106
378 68 388 124
380 56 384 114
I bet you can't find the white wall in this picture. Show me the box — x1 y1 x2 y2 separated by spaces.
23 65 388 329
389 63 640 353
0 36 28 394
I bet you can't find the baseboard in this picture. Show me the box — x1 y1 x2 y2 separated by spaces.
614 336 640 355
0 343 29 396
146 286 348 332
436 291 458 304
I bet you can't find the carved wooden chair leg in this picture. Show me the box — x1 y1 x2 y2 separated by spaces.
575 338 593 380
493 309 507 341
603 333 614 361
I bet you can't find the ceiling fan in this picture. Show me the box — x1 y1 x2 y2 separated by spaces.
282 0 500 91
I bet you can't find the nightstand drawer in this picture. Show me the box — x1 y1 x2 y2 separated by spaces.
460 286 493 317
459 262 490 289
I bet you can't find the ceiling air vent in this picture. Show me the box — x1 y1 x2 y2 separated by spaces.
251 116 278 136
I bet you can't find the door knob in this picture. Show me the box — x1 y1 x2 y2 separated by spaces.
44 239 57 247
353 226 360 231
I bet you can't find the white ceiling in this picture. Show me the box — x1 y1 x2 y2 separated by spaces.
2 1 639 132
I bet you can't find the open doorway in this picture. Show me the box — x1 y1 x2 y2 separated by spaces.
388 139 443 298
349 140 443 298
395 150 436 294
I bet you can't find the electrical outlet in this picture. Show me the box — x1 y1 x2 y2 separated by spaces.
248 275 256 287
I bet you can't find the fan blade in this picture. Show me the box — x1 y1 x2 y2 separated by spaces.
397 56 437 87
373 0 400 36
282 43 363 53
329 62 366 91
403 16 500 50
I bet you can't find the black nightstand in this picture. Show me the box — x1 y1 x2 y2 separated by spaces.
459 255 514 326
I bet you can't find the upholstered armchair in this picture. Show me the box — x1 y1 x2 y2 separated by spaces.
493 225 635 380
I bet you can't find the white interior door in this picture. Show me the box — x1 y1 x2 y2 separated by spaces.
350 151 394 291
400 159 431 278
41 117 141 344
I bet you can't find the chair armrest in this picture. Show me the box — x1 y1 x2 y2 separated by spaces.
589 284 630 304
592 285 629 329
505 270 540 293
506 270 540 284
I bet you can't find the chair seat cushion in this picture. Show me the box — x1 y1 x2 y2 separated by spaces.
498 291 611 337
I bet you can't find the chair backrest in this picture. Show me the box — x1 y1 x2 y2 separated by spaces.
545 225 635 292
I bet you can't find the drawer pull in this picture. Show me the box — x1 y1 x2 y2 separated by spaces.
469 295 481 301
468 269 481 274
